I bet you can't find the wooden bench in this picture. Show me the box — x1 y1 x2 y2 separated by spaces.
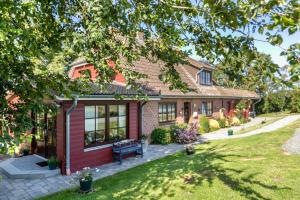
112 139 143 164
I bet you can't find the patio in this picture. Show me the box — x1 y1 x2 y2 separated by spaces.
0 155 60 179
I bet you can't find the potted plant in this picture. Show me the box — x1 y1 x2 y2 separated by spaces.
47 156 59 170
76 167 93 192
22 148 30 156
186 144 195 155
141 134 149 153
228 129 233 136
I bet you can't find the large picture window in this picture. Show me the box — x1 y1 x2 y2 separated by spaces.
201 102 212 116
84 104 127 147
199 70 212 85
159 103 176 123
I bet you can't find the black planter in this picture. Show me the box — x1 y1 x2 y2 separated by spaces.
23 149 29 156
186 149 195 155
48 163 57 170
80 179 93 192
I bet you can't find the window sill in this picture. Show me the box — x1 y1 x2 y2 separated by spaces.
84 143 113 152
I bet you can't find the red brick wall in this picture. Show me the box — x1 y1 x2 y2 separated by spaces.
142 101 159 135
57 100 139 173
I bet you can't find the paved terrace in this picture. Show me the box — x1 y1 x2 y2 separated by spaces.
0 115 300 200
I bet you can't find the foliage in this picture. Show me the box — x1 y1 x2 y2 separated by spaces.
240 118 248 124
74 167 93 182
209 119 220 132
230 117 241 126
170 123 188 141
291 89 300 113
1 0 299 153
198 116 210 134
141 134 148 141
262 91 287 113
175 129 198 144
218 118 226 128
151 128 171 145
47 156 59 166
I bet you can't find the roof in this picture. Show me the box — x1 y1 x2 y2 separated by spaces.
67 56 259 99
131 57 259 99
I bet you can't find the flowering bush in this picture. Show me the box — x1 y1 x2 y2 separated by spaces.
176 128 198 144
170 123 188 142
75 167 93 182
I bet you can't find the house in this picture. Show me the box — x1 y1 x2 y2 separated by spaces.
32 56 259 175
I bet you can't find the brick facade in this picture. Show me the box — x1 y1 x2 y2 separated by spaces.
142 101 159 135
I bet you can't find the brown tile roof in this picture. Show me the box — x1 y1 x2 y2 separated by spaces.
68 56 259 99
131 57 259 99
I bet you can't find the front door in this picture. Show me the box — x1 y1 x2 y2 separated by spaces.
34 113 56 158
184 102 190 123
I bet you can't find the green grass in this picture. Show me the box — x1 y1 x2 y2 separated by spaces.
40 120 300 200
234 117 283 135
257 111 292 118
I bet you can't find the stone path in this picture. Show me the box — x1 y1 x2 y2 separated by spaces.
0 115 299 200
282 128 300 154
202 115 300 140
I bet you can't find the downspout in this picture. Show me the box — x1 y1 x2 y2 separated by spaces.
252 97 262 117
139 101 147 139
65 96 78 175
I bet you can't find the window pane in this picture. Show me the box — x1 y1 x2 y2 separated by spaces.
110 116 118 128
96 118 105 130
109 129 119 141
95 130 105 142
162 104 166 113
171 113 176 120
159 104 162 113
159 114 163 122
119 105 126 116
118 128 126 140
85 119 95 132
96 105 106 118
109 105 118 117
119 116 126 127
85 131 95 146
85 106 95 119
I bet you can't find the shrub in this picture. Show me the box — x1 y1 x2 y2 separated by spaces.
218 118 226 128
209 119 220 131
170 123 188 141
151 127 171 145
176 129 198 144
291 89 300 113
198 116 210 133
230 117 240 126
240 117 249 124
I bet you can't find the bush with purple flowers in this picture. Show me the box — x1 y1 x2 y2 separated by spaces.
175 128 198 144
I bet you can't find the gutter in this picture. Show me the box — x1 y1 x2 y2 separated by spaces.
139 101 148 139
65 96 78 175
252 97 262 116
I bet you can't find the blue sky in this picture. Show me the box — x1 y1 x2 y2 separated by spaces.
189 30 300 68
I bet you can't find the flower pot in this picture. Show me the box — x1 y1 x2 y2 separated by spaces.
80 179 93 192
48 163 57 170
23 149 29 156
228 129 233 136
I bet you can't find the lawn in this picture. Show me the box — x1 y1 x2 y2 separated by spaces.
234 117 283 135
257 111 292 118
40 120 300 200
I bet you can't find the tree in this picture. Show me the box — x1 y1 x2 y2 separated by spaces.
213 51 284 95
291 89 300 113
0 0 299 153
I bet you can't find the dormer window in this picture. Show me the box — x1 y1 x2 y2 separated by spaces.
198 70 212 85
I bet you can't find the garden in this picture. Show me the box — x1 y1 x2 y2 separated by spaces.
150 101 253 146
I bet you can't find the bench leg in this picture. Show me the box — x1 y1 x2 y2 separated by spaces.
119 154 122 165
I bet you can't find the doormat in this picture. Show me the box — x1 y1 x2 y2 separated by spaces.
36 161 48 167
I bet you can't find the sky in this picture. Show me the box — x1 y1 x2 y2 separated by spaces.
189 30 300 68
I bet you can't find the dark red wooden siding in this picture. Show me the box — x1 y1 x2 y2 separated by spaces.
56 107 66 174
57 100 139 173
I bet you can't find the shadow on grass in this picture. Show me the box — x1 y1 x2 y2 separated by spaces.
43 144 291 200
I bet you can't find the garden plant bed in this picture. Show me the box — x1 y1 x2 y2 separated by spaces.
40 119 300 200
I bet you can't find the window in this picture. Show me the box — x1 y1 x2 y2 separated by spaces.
159 103 176 123
84 104 127 147
201 102 212 116
198 70 212 85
